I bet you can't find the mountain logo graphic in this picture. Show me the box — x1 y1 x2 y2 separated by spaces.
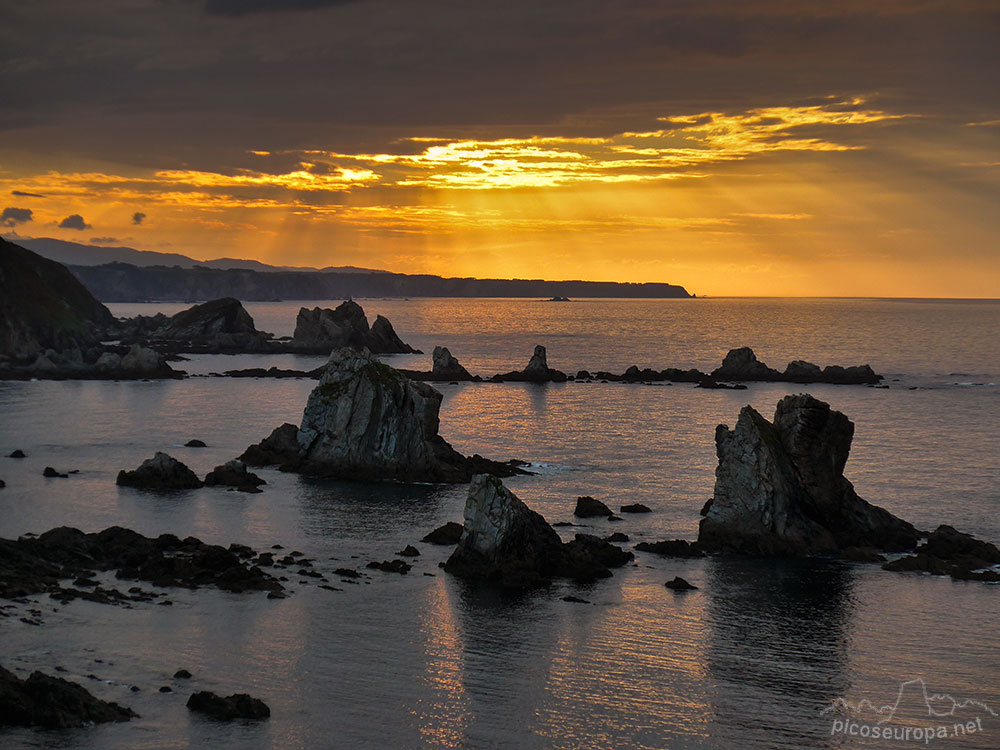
821 678 998 725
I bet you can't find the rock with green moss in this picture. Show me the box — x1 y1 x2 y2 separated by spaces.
296 348 521 481
698 394 920 556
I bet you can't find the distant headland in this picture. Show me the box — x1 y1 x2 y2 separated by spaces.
14 237 692 302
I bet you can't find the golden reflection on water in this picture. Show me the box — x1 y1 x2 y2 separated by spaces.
415 577 470 748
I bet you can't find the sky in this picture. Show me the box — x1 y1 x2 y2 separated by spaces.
1 0 997 296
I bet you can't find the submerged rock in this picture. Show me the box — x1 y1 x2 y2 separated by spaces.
186 691 270 721
699 394 920 556
204 460 266 493
0 665 137 728
295 348 523 481
492 345 567 383
116 452 204 491
445 475 633 589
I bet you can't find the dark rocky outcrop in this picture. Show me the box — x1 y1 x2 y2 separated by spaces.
185 439 207 447
711 347 880 385
711 347 782 381
239 423 302 468
186 691 270 721
574 496 614 518
635 540 705 558
290 301 418 354
444 475 633 589
421 522 464 545
293 348 524 481
204 460 266 493
0 237 113 361
665 576 698 591
883 525 1000 582
491 345 567 383
222 365 324 379
0 526 284 604
0 665 137 728
366 559 412 574
116 452 204 491
114 297 273 353
620 503 651 514
42 467 68 478
698 394 920 556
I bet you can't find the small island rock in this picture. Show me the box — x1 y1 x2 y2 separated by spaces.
116 452 203 491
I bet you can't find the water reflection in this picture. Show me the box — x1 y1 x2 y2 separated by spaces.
296 477 459 541
704 556 856 749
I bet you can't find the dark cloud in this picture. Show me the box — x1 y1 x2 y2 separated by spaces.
59 214 91 230
1 207 33 227
132 211 147 225
12 190 45 197
204 0 360 17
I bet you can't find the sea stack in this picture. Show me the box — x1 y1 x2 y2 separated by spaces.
698 394 920 556
294 348 521 481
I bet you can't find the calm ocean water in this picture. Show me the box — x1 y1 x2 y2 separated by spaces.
1 298 998 749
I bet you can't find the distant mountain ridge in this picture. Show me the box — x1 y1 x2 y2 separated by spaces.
9 236 692 301
13 237 386 274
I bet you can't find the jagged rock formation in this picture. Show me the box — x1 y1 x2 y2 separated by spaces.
710 347 880 385
399 345 479 382
445 475 633 588
431 346 474 380
368 314 420 354
250 349 523 481
492 345 567 383
0 237 113 361
698 394 920 556
0 665 137 728
290 301 419 354
116 452 204 491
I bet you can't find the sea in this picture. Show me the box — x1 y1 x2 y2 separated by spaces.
1 297 998 750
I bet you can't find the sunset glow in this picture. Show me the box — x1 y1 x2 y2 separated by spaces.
2 1 996 296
